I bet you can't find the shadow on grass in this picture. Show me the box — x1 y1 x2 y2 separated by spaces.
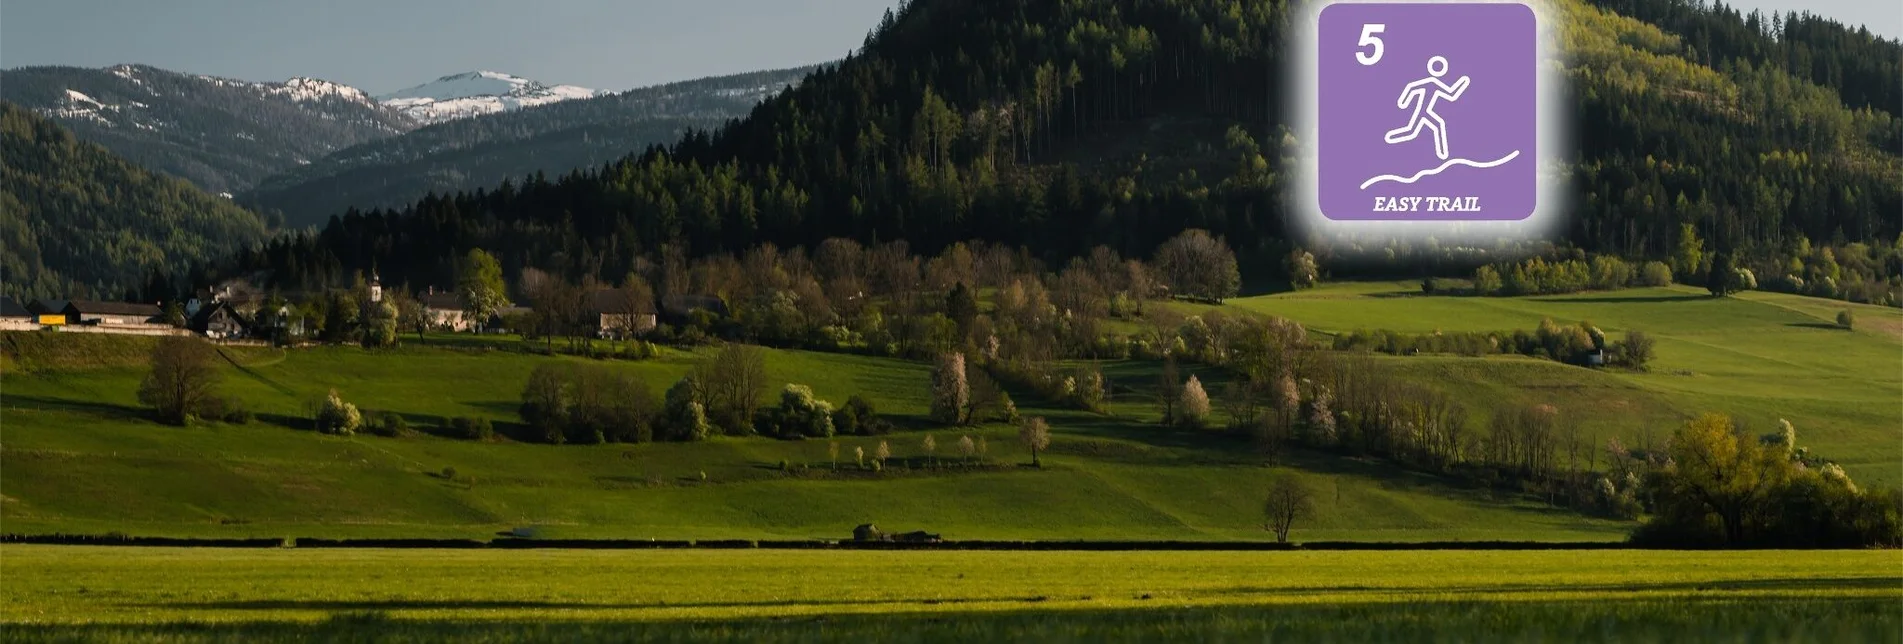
217 347 298 397
1 394 147 422
141 594 1054 612
1526 294 1711 304
141 576 1903 613
1785 322 1847 331
34 595 1895 643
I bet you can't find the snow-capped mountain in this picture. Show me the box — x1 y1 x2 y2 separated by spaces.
0 64 414 194
247 65 815 227
376 71 604 124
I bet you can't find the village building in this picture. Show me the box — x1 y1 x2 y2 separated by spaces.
418 288 471 332
0 296 36 331
64 300 164 326
587 290 658 339
189 279 265 317
189 301 248 340
26 299 70 326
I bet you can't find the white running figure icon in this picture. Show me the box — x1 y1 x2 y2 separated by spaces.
1383 55 1470 160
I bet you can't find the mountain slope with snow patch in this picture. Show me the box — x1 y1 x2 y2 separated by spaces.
376 71 603 124
0 64 413 194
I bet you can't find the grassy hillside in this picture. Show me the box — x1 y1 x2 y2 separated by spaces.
4 286 1893 539
1214 283 1903 484
2 332 1624 542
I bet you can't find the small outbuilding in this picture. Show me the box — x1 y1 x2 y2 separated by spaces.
0 296 35 330
65 300 162 326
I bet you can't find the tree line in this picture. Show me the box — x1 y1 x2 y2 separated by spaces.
200 0 1897 304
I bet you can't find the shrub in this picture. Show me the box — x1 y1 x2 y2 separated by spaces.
221 405 253 425
368 411 409 437
450 416 494 442
1637 261 1674 287
315 389 362 436
831 402 860 436
1616 330 1655 370
523 363 659 444
441 466 458 480
663 377 714 442
1837 309 1855 330
1472 266 1503 295
770 384 835 439
838 395 889 435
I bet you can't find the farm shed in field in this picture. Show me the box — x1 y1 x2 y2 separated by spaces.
65 300 163 326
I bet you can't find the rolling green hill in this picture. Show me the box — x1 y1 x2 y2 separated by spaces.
1212 283 1903 484
0 335 1623 541
4 286 1893 540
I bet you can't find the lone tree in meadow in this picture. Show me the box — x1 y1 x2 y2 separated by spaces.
958 435 976 464
875 440 892 468
138 336 223 425
922 434 938 467
931 352 969 425
1263 475 1317 544
1019 416 1052 467
1156 356 1182 425
1178 375 1211 429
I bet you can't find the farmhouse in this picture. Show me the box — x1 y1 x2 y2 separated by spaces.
586 289 657 339
419 289 471 332
188 301 248 339
0 296 35 331
191 279 265 315
65 300 163 326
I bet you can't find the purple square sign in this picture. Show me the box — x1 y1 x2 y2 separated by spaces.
1318 3 1537 221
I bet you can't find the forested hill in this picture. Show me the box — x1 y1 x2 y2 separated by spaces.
0 103 269 300
229 0 1901 294
241 66 817 228
0 64 412 197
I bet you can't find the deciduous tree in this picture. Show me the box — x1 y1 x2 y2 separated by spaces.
1263 474 1316 543
137 336 223 425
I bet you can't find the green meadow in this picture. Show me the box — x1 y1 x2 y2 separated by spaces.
2 546 1897 642
1 283 1896 541
1217 283 1903 484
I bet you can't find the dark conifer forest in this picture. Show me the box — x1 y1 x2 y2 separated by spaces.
8 0 1897 302
222 0 1898 296
0 103 269 299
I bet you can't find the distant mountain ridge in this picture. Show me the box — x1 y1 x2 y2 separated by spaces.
243 65 815 227
0 64 414 196
376 71 604 125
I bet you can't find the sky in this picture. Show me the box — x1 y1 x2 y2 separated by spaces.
0 0 904 95
1 0 1895 95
